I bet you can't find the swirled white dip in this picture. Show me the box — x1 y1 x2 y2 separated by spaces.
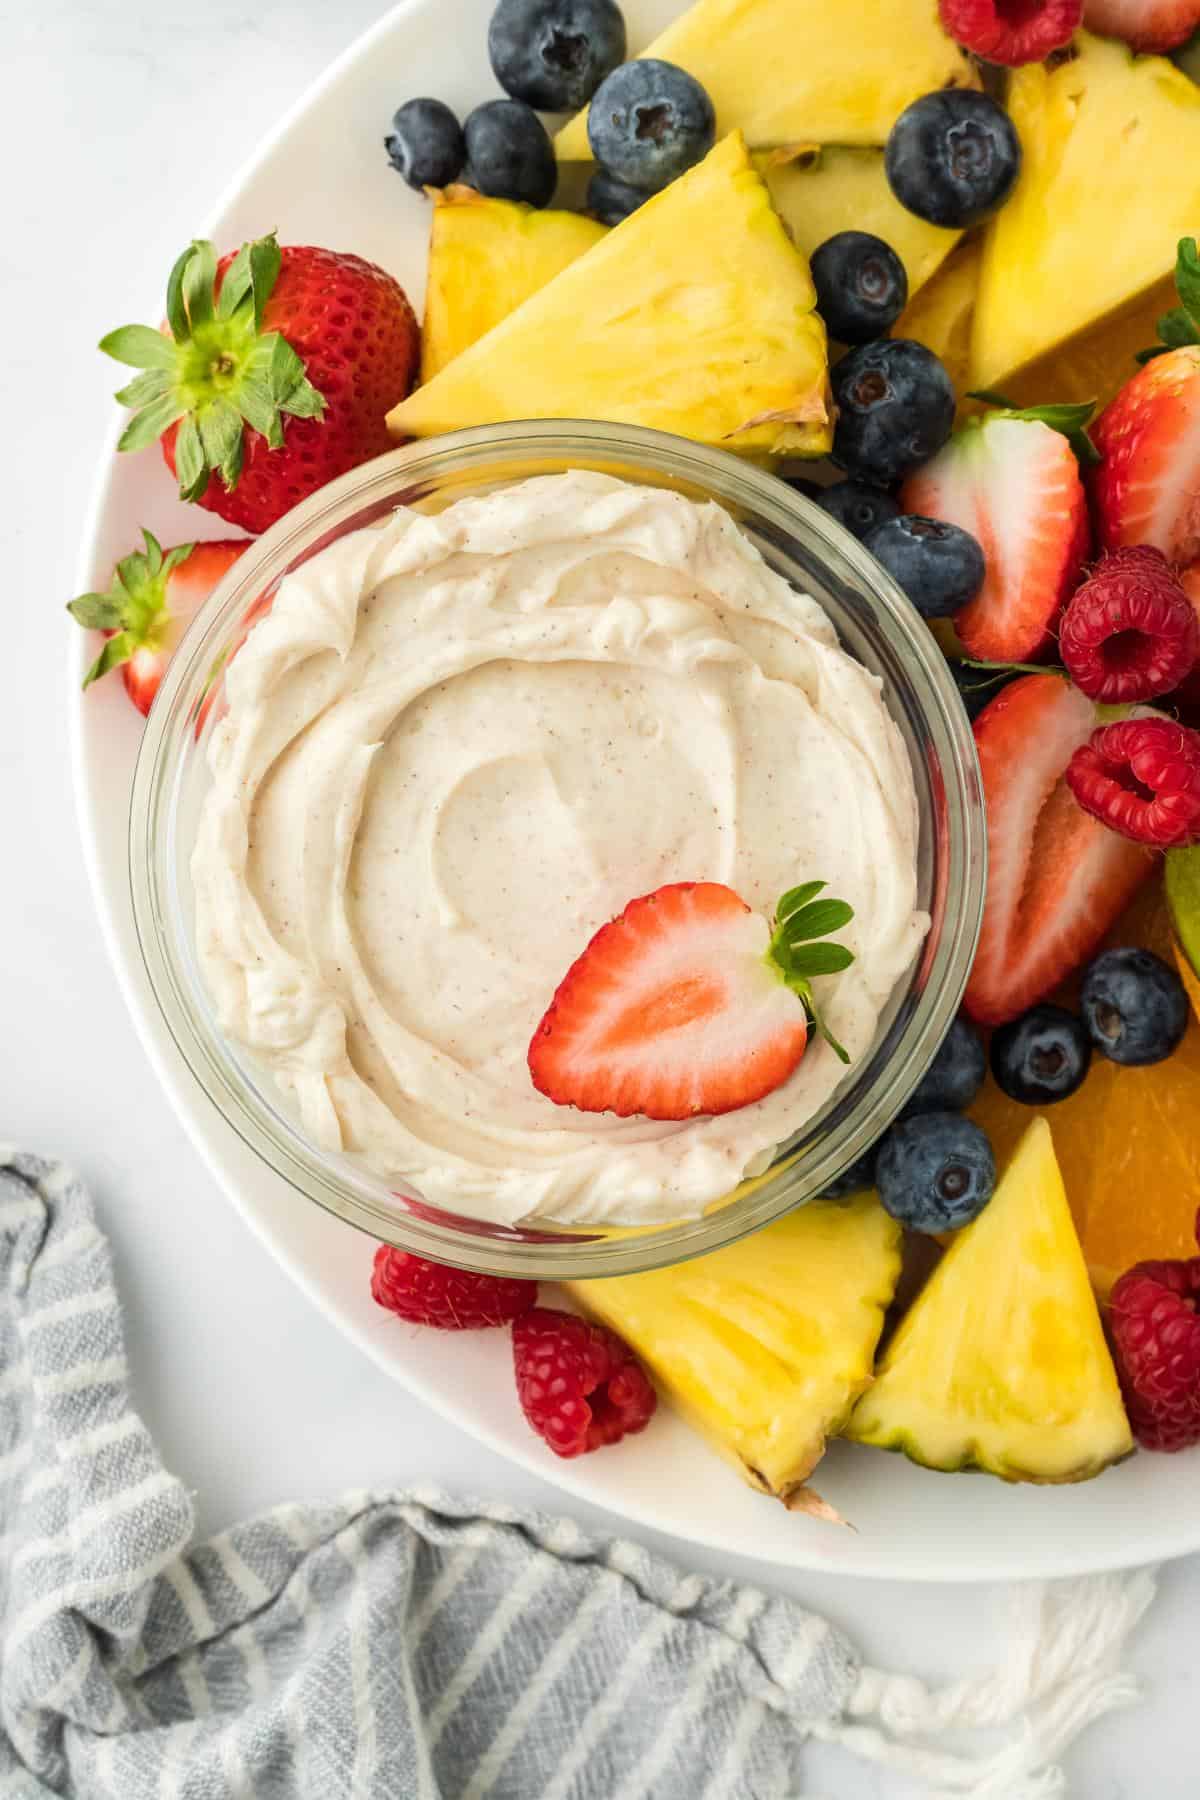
192 472 926 1225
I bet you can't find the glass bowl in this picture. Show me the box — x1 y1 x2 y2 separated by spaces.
130 421 985 1279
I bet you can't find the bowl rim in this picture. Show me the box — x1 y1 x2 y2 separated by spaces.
129 419 986 1278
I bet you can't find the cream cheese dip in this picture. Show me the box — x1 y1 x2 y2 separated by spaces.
191 472 927 1226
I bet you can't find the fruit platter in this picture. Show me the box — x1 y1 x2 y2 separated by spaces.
72 0 1200 1578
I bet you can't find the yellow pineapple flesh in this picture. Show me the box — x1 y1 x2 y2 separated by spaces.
760 147 961 301
893 236 982 397
970 32 1200 393
846 1119 1132 1483
567 1194 901 1502
390 134 831 457
421 187 607 382
555 0 977 159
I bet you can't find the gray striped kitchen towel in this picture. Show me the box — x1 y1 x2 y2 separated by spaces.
0 1148 1155 1799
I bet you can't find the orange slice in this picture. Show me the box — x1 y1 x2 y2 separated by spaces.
969 877 1200 1298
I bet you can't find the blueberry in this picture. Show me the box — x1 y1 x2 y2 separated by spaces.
463 100 557 208
831 339 956 485
875 1113 996 1233
903 1015 987 1116
810 231 909 345
946 658 1017 723
489 0 626 113
384 99 465 192
990 1004 1092 1105
813 480 900 542
863 514 986 619
588 166 647 224
886 90 1021 230
1080 947 1189 1067
587 59 716 193
821 1141 879 1201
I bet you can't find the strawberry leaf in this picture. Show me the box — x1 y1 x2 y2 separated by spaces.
780 897 854 943
181 239 217 331
788 941 855 976
174 415 207 501
249 235 282 333
1173 236 1200 334
99 324 177 370
1139 239 1200 363
766 880 856 1060
791 978 851 1065
117 391 187 453
82 631 135 687
776 879 826 922
67 592 122 630
101 231 324 502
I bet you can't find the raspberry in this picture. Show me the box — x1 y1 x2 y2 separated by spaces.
1066 715 1200 848
1059 547 1200 703
1109 1217 1200 1451
370 1246 537 1329
937 0 1081 65
513 1307 657 1458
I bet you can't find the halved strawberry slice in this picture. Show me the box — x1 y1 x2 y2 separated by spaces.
1092 346 1200 563
528 880 856 1121
964 674 1155 1025
901 412 1090 662
69 531 247 717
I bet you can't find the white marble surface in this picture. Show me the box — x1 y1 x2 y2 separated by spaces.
4 1 1198 1792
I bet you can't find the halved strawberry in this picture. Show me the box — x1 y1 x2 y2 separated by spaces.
1082 0 1200 51
964 674 1155 1025
69 531 247 717
901 413 1090 662
528 880 856 1121
1092 346 1200 563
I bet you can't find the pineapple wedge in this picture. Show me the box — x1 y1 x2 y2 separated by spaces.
970 32 1200 393
389 134 831 457
761 147 961 300
567 1195 901 1503
555 0 977 159
422 187 607 382
894 237 982 395
847 1118 1133 1483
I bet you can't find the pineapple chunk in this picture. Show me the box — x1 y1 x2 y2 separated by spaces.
389 134 831 457
893 236 982 396
847 1118 1133 1483
555 0 977 159
422 188 607 382
970 32 1200 393
567 1195 901 1502
991 272 1177 415
761 147 961 300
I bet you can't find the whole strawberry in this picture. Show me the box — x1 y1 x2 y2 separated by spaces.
1109 1217 1200 1451
513 1307 657 1458
101 234 419 535
371 1246 536 1330
68 530 246 716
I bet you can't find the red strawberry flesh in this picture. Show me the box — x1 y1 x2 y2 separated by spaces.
902 416 1089 663
528 882 811 1121
1092 346 1200 564
964 674 1154 1024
